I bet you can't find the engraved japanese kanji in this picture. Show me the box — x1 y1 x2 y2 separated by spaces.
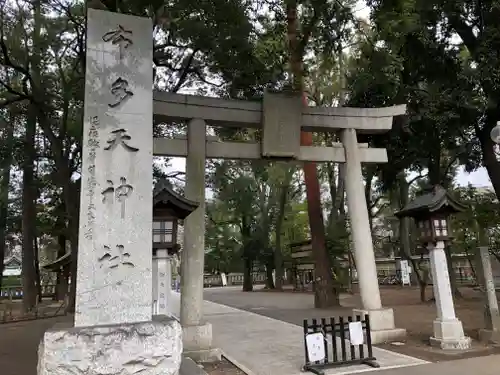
109 78 133 108
84 117 100 241
98 244 134 269
105 128 139 152
101 177 134 219
102 25 133 59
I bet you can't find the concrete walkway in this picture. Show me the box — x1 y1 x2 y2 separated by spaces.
373 354 500 375
171 292 428 375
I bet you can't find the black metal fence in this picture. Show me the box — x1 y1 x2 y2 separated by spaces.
302 315 379 375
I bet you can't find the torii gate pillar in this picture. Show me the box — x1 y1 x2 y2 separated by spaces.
179 119 220 360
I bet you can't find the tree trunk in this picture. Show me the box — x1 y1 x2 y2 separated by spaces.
398 173 428 302
274 167 293 291
326 161 338 233
21 104 38 312
419 279 427 302
20 0 44 314
465 248 477 282
67 210 79 312
0 112 14 292
480 115 500 200
286 0 338 308
34 236 42 303
364 168 375 232
242 258 253 292
265 265 274 289
347 250 354 293
60 265 70 301
30 0 80 311
55 234 68 300
445 244 462 299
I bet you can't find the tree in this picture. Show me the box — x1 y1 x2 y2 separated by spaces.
453 186 500 263
205 200 242 275
367 0 500 199
281 0 355 307
1 0 284 308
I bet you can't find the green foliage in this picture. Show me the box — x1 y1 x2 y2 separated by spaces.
363 0 500 197
205 200 243 274
452 186 500 256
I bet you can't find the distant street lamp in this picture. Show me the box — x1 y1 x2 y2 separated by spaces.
395 185 471 350
491 122 500 144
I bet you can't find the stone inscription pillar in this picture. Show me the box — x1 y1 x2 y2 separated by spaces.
342 128 405 343
75 8 153 327
38 10 182 375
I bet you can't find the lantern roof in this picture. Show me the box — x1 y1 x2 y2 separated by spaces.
153 178 199 219
42 252 71 271
395 185 467 219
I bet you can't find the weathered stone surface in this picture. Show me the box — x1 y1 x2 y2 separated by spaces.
261 90 302 158
37 319 182 375
76 9 153 327
352 308 406 344
430 318 472 350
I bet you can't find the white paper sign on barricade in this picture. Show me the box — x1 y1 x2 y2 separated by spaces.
348 321 364 345
305 332 326 362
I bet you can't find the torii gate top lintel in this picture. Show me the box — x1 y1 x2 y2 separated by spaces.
153 90 406 132
152 90 406 163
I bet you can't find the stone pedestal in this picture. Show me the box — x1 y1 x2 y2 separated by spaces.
428 241 471 349
430 319 472 350
342 129 406 343
182 322 221 362
353 308 406 344
38 317 182 375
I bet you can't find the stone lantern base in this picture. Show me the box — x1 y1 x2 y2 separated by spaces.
429 318 471 350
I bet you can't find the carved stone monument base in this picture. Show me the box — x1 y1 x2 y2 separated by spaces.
429 318 471 350
353 308 406 344
182 322 221 362
37 316 182 375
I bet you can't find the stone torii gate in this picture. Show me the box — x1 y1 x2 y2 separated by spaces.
153 91 407 356
38 10 406 375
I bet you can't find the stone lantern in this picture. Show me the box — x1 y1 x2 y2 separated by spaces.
152 179 198 316
395 185 471 349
